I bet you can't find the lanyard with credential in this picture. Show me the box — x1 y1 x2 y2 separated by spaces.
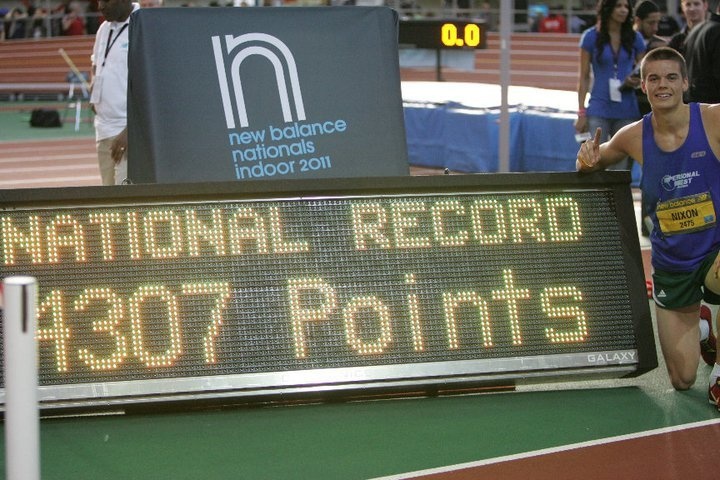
612 44 620 79
102 23 129 67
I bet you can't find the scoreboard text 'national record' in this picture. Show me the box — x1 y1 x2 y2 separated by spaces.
0 173 656 411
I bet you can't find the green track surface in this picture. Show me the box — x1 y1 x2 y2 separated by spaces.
0 379 715 480
0 101 94 142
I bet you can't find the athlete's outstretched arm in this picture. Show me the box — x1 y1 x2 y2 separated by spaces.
576 124 638 172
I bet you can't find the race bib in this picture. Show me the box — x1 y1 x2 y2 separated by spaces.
656 192 717 235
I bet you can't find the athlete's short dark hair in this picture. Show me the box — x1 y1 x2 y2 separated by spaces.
640 46 688 80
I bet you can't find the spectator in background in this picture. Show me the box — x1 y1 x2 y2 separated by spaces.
574 0 646 171
50 0 71 36
90 0 160 186
634 0 666 53
479 2 495 31
539 9 567 33
669 0 708 55
633 0 667 115
570 13 588 33
61 1 85 35
30 5 47 37
139 0 163 7
4 6 28 39
90 0 137 185
684 1 720 103
85 0 103 34
455 0 470 18
529 8 544 32
657 11 680 37
3 0 47 40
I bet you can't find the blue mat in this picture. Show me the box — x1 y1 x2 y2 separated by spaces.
404 103 641 186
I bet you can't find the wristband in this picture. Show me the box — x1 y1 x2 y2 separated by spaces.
577 108 586 117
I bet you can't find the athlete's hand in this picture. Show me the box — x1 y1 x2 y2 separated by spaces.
576 127 602 172
623 75 641 90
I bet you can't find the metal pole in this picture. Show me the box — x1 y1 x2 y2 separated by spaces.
498 1 512 172
436 48 443 81
3 276 41 480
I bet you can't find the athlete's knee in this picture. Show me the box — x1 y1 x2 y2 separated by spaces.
669 370 696 391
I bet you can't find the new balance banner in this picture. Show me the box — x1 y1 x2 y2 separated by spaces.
127 7 409 184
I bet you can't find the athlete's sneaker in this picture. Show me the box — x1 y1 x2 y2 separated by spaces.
700 305 717 367
709 378 720 411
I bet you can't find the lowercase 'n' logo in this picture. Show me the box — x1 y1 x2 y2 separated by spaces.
211 33 306 129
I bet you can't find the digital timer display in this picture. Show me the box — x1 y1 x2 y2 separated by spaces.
399 19 487 50
0 174 655 410
440 22 482 48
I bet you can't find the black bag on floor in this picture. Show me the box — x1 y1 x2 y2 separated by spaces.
30 109 62 128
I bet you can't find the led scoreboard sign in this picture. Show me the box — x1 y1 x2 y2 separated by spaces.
399 19 487 50
0 173 655 411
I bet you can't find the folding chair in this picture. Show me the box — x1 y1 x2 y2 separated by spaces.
64 71 90 132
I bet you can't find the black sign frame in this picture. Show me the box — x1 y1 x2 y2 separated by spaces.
0 173 656 411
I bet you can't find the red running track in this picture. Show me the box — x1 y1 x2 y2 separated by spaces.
0 137 100 190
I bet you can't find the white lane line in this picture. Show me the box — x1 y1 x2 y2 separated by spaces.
369 418 720 480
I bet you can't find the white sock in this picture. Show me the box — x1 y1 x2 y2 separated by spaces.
711 363 720 388
700 318 711 342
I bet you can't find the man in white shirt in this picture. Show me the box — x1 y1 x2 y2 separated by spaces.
90 0 138 185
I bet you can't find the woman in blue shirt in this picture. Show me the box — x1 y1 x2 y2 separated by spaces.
575 0 646 170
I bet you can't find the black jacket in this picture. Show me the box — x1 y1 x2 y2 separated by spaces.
684 12 720 103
